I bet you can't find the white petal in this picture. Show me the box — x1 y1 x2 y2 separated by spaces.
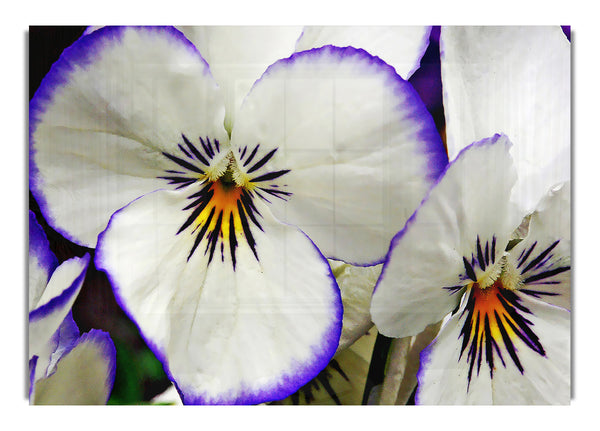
330 260 382 353
30 26 228 247
32 329 116 405
29 210 58 311
384 322 441 405
489 294 570 404
231 45 447 264
510 181 571 310
30 312 80 388
417 287 569 404
371 134 520 338
295 26 431 79
95 188 342 404
29 254 90 363
440 26 570 211
150 385 183 405
179 26 303 132
416 291 493 404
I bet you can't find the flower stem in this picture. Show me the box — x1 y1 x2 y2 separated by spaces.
361 332 392 404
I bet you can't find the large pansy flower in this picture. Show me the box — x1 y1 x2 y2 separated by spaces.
29 26 447 404
371 135 570 404
29 211 116 404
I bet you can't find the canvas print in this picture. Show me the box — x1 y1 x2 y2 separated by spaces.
28 26 571 405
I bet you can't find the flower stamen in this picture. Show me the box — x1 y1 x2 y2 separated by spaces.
158 135 293 270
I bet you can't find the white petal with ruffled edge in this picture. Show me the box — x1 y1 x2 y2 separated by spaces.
231 45 447 265
371 134 520 338
417 289 569 404
95 188 342 405
29 210 58 311
32 329 116 405
440 26 570 212
178 26 303 132
295 26 431 79
30 26 228 247
509 181 571 310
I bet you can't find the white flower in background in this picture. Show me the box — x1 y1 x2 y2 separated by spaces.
29 211 116 404
371 135 570 404
29 26 447 404
440 26 570 213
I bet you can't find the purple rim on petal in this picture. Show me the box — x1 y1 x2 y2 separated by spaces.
29 26 212 247
44 311 81 375
29 355 38 401
414 328 435 405
94 190 171 371
29 254 90 322
373 133 509 296
251 44 449 184
95 190 343 405
29 210 58 277
178 229 343 405
247 45 449 266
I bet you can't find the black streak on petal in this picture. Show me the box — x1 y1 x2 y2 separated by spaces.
477 236 486 271
523 266 570 284
247 148 277 174
521 241 560 274
182 134 210 166
162 152 205 174
463 257 477 282
229 212 238 270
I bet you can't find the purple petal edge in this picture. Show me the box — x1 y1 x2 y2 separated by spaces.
29 210 58 277
47 311 81 369
29 26 211 247
251 44 448 184
250 44 448 266
29 254 90 323
29 356 38 401
95 190 343 405
414 331 435 405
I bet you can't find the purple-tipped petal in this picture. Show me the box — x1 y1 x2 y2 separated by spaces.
371 134 521 338
29 254 90 372
232 45 448 265
30 26 228 248
32 329 117 405
29 210 58 310
96 188 342 405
